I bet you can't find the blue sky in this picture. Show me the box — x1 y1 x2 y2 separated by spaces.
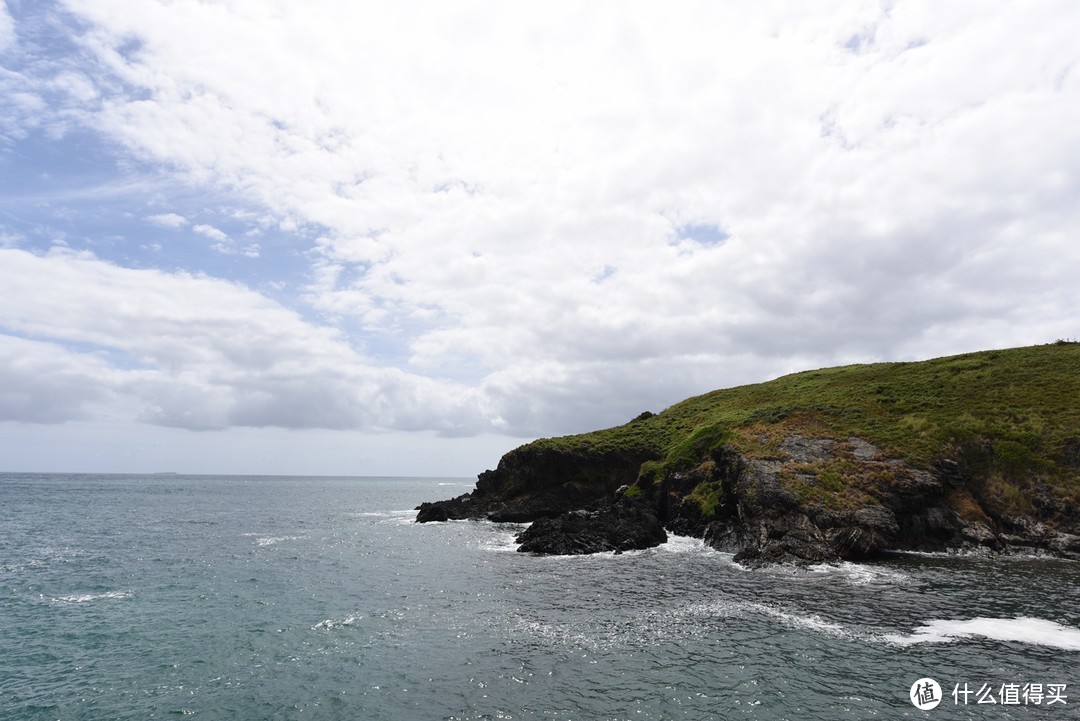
2 1 1079 475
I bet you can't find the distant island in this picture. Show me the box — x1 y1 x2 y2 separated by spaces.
418 343 1080 565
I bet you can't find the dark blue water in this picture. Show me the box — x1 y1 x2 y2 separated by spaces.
1 473 1077 720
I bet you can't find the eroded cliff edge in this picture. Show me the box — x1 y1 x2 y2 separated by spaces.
417 344 1080 564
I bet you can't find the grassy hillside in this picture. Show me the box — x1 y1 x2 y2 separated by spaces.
527 343 1080 518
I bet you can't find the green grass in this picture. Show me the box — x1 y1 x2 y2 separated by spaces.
686 472 724 518
523 343 1080 510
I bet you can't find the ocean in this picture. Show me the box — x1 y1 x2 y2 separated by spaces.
1 473 1077 720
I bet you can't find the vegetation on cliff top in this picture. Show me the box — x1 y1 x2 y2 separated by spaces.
526 343 1080 516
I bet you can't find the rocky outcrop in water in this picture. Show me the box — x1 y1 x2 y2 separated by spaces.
515 496 667 555
415 442 654 523
417 433 1080 565
659 436 1080 567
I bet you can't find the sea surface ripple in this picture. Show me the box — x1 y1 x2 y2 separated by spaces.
1 474 1077 720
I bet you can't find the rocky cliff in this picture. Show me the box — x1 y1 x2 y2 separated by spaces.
417 343 1080 564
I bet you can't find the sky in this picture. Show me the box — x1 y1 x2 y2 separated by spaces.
1 1 1078 476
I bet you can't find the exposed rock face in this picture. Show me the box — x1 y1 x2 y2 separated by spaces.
416 443 655 523
417 433 1080 564
515 499 668 555
684 437 1080 566
719 445 920 565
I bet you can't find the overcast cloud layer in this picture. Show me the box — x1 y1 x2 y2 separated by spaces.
1 1 1078 473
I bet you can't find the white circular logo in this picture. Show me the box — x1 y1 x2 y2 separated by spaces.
910 677 942 710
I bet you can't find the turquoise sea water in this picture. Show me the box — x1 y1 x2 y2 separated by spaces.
1 473 1078 720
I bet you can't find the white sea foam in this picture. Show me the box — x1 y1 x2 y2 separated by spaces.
512 597 1080 656
516 599 866 651
805 561 911 586
690 600 1080 652
881 547 1003 559
735 604 1080 652
349 509 416 524
10 546 85 574
312 614 362 630
390 510 420 525
499 534 723 559
358 509 423 525
480 530 521 553
887 547 1065 561
883 548 966 558
686 599 907 647
474 519 528 552
53 590 133 604
735 601 861 640
657 534 714 554
255 535 304 546
884 617 1080 651
511 618 605 651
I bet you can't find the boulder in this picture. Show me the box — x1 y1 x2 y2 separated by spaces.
415 503 450 523
731 514 833 567
515 499 668 555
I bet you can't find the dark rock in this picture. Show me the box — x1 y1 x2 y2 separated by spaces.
414 494 480 523
417 442 656 524
664 496 711 537
1027 484 1063 517
703 520 756 553
847 437 881 461
818 506 899 560
827 526 886 559
894 506 964 551
743 461 802 511
780 435 836 462
515 499 667 555
932 458 966 488
417 427 1080 566
732 515 833 566
415 503 450 523
1048 532 1080 559
960 522 1000 549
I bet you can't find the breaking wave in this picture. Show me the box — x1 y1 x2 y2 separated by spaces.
52 590 133 604
884 617 1080 651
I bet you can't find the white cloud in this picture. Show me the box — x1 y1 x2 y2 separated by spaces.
0 248 496 433
190 222 261 257
146 212 187 229
0 333 120 423
0 1 14 54
48 70 99 104
5 1 1080 443
192 223 228 242
0 229 22 247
